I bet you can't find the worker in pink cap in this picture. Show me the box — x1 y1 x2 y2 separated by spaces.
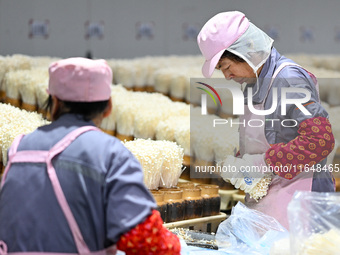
0 57 180 254
197 11 335 229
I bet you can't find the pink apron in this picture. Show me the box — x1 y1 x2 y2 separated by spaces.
240 62 318 230
0 126 117 255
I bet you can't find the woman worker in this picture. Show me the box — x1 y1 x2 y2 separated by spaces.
0 58 180 254
197 11 335 229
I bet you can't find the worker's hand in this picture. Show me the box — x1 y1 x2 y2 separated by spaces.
220 153 272 194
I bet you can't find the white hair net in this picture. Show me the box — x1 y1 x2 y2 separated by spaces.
227 23 274 73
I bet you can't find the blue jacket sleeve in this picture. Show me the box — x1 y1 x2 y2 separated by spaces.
103 141 156 243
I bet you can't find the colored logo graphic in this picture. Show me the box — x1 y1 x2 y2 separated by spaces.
244 177 253 185
196 82 222 106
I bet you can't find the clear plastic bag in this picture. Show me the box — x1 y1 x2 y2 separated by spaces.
215 202 289 255
287 191 340 255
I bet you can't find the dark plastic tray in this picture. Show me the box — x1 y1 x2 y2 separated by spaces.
172 229 218 250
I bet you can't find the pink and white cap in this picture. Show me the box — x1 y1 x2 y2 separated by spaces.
197 11 250 78
48 57 112 102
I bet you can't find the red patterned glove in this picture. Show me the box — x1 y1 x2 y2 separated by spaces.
265 116 335 180
117 210 181 255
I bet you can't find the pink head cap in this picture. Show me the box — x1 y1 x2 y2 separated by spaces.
197 11 250 78
48 57 112 102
